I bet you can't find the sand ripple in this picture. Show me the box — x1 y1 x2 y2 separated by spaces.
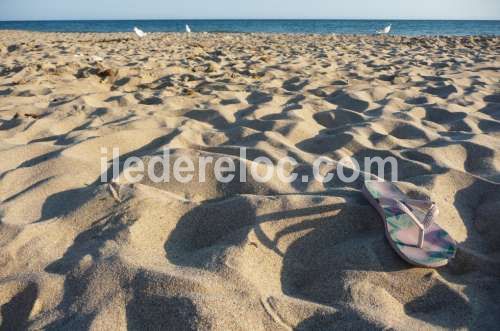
0 31 499 330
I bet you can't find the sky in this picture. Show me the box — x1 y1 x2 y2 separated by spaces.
1 0 499 21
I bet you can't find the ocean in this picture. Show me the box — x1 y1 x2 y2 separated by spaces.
0 19 499 36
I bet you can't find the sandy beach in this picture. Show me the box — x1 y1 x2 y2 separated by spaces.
0 30 499 329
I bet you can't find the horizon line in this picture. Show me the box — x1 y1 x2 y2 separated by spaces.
1 18 500 22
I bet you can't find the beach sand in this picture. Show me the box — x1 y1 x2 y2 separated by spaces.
0 30 499 330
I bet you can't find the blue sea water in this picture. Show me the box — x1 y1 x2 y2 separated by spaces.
0 20 499 36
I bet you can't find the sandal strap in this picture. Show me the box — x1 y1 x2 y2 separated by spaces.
400 198 439 229
379 197 438 249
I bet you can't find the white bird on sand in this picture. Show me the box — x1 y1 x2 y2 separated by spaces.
186 24 192 33
377 24 392 34
134 26 147 38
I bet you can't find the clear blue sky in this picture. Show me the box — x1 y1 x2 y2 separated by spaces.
1 0 499 20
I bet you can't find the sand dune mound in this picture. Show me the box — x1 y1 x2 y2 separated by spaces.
0 31 499 330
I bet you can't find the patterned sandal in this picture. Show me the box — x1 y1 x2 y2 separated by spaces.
363 180 457 268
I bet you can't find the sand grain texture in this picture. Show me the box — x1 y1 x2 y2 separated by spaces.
0 31 499 330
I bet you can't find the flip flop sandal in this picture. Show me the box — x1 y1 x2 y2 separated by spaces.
363 180 457 268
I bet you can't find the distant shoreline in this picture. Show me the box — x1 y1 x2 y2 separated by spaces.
0 19 499 36
1 30 499 38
